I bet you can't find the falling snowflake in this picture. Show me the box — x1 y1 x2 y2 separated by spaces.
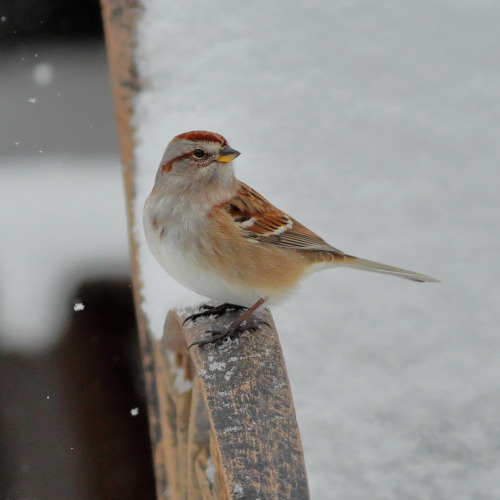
74 301 85 312
28 97 37 103
130 407 139 416
33 62 54 86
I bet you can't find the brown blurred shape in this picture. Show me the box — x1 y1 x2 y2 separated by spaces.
0 277 156 499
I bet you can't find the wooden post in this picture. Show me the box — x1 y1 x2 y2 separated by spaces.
160 307 310 499
100 1 170 496
100 1 310 498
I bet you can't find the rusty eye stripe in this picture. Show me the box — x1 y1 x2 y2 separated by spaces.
161 150 210 173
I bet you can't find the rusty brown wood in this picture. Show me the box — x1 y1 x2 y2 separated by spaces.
163 307 310 500
100 1 169 498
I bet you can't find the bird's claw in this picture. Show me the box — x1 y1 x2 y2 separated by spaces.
183 303 248 326
188 320 270 349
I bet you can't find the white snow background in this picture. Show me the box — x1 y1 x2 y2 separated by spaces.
0 159 129 347
0 0 498 498
133 1 500 498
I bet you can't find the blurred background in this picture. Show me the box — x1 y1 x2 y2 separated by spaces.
2 0 500 499
0 1 156 498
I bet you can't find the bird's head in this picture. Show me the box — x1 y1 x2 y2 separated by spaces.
155 131 240 189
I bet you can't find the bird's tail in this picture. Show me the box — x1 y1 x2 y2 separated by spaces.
340 255 439 282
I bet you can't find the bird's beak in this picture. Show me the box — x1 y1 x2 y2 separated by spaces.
216 146 240 163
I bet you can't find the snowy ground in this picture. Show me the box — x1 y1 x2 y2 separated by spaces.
0 157 129 349
133 1 500 499
1 1 499 498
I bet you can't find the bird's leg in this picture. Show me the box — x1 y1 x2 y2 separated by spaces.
183 303 248 325
188 298 269 349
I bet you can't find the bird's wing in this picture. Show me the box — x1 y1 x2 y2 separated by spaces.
224 182 345 256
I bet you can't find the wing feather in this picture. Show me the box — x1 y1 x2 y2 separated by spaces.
224 182 344 256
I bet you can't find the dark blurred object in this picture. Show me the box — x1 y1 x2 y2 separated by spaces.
0 278 156 499
0 0 103 41
0 0 118 158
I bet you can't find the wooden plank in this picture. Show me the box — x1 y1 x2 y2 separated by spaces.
168 307 310 500
186 376 211 499
100 1 168 498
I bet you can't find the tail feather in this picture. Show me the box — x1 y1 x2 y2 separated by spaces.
341 255 439 283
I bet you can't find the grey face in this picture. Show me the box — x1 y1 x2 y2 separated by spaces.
155 138 240 190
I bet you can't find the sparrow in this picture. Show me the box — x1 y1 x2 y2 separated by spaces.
144 131 438 347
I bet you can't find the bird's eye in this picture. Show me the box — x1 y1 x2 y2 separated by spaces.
193 149 205 158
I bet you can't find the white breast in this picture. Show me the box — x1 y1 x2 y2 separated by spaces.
143 206 262 307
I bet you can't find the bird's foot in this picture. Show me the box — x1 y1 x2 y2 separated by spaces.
183 303 247 325
188 318 270 349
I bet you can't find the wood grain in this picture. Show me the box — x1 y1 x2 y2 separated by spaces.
167 307 311 500
100 1 169 498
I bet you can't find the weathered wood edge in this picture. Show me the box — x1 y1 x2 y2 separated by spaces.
101 2 310 496
100 1 169 498
170 307 311 500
